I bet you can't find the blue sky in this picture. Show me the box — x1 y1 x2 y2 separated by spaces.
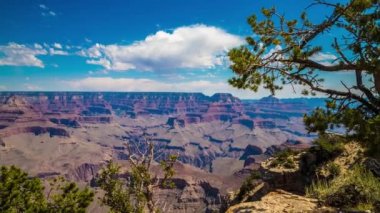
0 0 354 98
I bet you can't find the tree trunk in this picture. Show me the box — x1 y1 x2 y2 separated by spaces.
146 185 155 213
375 71 380 94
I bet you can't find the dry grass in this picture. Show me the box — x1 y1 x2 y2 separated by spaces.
306 165 380 211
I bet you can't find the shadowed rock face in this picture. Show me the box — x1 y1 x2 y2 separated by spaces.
240 145 263 160
66 163 102 182
50 118 81 128
27 126 70 137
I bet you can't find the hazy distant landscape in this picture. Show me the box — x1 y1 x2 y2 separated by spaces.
0 92 323 211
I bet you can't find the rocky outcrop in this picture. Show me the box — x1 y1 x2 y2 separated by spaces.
364 158 380 178
243 156 256 167
50 118 81 128
255 120 276 129
156 180 225 212
260 154 306 193
0 92 245 126
240 145 263 160
0 126 70 138
226 189 332 213
66 163 103 182
233 118 255 130
28 126 70 137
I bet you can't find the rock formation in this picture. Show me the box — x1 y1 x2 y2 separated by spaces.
0 92 326 212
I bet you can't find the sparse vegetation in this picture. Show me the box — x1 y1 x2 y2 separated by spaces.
311 135 345 162
306 165 380 211
235 171 262 202
269 148 298 169
0 165 94 213
299 135 347 177
325 162 341 178
97 135 177 213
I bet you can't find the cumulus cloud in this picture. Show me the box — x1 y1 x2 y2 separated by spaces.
0 85 7 90
53 43 62 49
49 48 69 55
0 42 70 67
64 77 312 99
79 25 244 71
0 43 48 67
310 52 337 66
34 43 43 49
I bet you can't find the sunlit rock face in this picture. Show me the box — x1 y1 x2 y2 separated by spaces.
0 92 322 212
0 92 319 169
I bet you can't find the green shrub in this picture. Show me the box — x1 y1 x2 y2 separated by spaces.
0 165 94 213
306 135 345 167
326 162 341 178
236 171 262 201
270 148 297 169
283 158 295 169
300 135 345 177
0 166 46 212
306 165 380 211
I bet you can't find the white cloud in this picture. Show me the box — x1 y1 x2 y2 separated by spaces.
53 43 62 49
34 43 43 49
24 84 41 90
39 4 47 9
64 77 312 99
0 42 71 67
80 25 244 71
310 52 337 66
0 85 7 90
49 48 69 55
0 43 48 67
39 4 56 17
86 58 111 68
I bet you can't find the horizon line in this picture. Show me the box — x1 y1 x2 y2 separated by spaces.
0 91 327 100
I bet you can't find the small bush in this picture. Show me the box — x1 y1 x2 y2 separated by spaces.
283 158 295 169
306 165 380 211
235 171 262 201
269 148 297 169
326 162 341 178
305 135 345 169
273 148 297 159
301 135 346 177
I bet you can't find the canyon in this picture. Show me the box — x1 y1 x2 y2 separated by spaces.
0 92 324 212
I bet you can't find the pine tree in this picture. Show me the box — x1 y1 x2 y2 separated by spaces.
0 165 94 213
228 0 379 154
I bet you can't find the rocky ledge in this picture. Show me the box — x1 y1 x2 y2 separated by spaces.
226 189 333 213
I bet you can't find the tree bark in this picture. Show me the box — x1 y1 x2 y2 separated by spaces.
374 71 380 95
146 185 155 213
